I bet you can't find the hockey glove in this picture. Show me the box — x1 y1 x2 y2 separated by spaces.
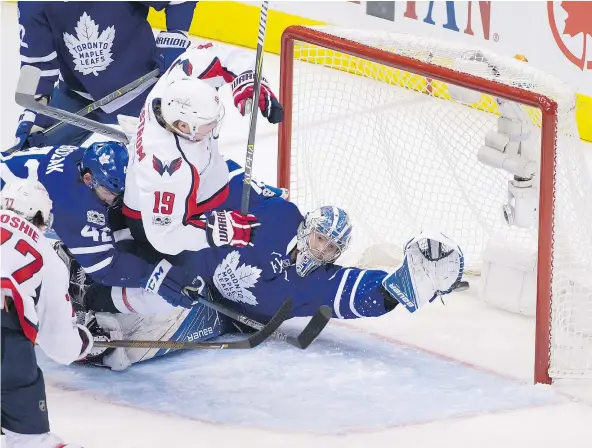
206 210 259 247
231 70 284 124
381 230 464 313
143 259 197 308
155 30 190 73
76 314 107 360
10 109 43 151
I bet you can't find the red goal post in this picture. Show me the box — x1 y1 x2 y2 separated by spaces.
275 25 583 385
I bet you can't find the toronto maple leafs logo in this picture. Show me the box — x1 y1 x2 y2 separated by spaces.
152 155 182 176
98 153 110 165
63 12 114 76
213 251 262 305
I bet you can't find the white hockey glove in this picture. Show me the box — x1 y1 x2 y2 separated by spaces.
381 231 465 313
76 314 111 362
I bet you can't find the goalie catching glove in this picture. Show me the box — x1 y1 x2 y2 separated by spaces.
381 230 465 313
232 70 284 124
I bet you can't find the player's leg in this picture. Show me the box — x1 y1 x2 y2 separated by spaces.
0 319 72 447
83 302 235 370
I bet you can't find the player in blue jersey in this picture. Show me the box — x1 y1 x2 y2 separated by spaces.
12 1 197 150
69 199 464 370
1 142 288 315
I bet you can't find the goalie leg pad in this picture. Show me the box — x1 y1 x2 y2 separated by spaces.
382 230 464 313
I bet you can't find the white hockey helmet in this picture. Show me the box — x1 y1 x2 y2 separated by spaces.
1 179 53 231
160 76 225 142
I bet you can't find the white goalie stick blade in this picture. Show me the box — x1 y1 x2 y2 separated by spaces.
15 66 130 144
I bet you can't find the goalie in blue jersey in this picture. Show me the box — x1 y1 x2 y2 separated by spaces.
1 144 464 370
68 198 465 370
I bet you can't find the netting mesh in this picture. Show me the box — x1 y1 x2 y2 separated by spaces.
283 26 592 379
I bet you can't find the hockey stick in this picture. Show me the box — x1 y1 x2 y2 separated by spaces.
41 67 159 137
191 292 332 349
240 0 269 214
93 298 292 350
14 66 130 145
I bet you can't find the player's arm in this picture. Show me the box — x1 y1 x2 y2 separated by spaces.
35 246 93 365
164 1 197 31
293 231 465 317
291 266 396 319
141 1 197 31
143 1 196 72
179 43 284 123
59 213 156 287
13 3 59 150
17 2 59 98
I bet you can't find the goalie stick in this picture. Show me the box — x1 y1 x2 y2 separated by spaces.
93 298 292 350
240 0 269 214
190 291 332 349
40 67 160 138
14 66 130 144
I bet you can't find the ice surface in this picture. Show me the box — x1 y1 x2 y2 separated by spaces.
2 3 592 447
38 319 559 434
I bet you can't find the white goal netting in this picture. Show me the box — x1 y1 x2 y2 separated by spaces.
281 26 592 379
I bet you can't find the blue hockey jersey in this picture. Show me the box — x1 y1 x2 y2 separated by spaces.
1 146 155 287
18 1 196 113
180 198 397 323
1 148 291 293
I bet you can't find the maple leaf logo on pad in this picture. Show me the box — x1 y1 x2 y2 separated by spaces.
64 12 115 76
213 251 262 306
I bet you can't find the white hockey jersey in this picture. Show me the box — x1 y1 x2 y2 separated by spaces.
123 42 254 256
0 210 84 365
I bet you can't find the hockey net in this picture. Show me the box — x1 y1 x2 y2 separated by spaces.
277 25 592 384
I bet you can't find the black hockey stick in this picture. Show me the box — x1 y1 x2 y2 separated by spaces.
93 298 292 350
240 0 269 214
41 67 160 138
191 292 332 349
14 66 130 145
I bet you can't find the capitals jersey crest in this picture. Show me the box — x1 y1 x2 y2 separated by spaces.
152 155 182 177
168 57 193 76
63 12 115 76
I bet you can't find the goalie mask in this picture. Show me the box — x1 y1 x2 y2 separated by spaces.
295 206 352 277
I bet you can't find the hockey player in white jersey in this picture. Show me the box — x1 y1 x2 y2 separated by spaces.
122 42 284 257
0 179 98 448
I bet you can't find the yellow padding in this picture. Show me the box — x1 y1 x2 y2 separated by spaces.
148 2 324 55
149 2 590 142
576 94 592 141
294 45 545 128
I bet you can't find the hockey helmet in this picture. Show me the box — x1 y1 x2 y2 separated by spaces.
80 141 129 195
1 178 53 232
160 76 225 142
